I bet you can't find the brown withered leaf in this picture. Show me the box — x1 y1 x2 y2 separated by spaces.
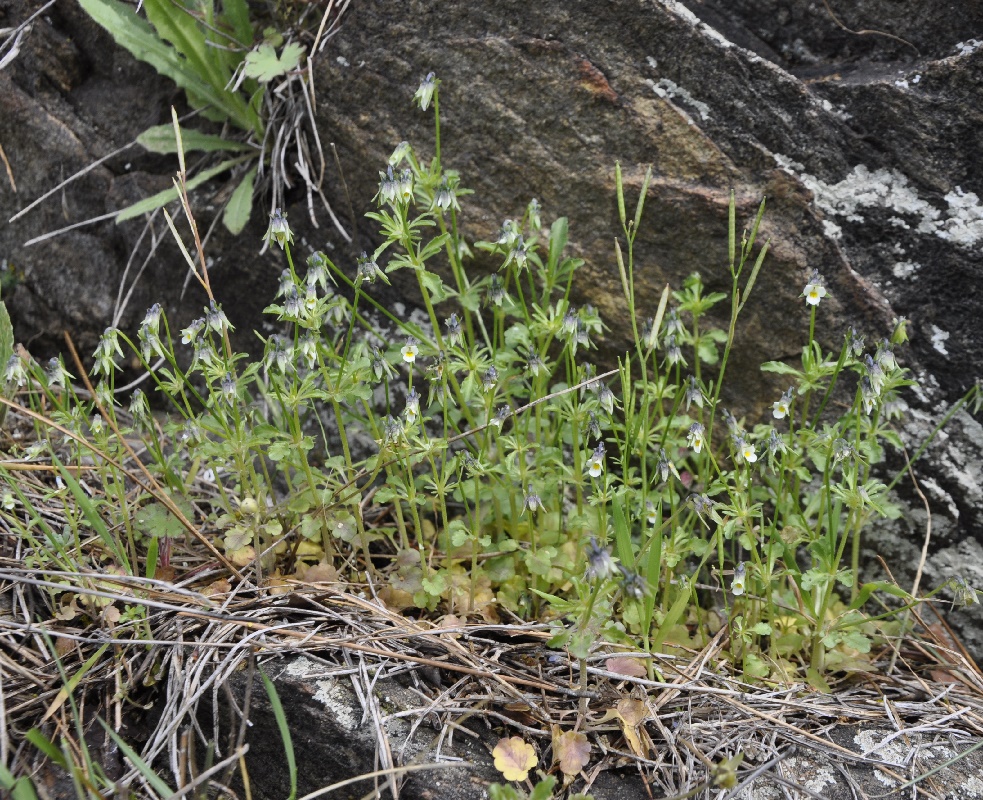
299 560 339 584
605 656 647 677
201 578 231 597
552 726 591 776
616 698 649 727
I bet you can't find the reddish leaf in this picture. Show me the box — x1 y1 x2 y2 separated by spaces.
552 726 591 776
605 656 647 678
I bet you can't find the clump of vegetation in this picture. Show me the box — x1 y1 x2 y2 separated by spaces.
2 73 981 797
78 0 347 236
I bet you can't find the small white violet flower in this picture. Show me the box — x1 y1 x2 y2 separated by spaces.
414 72 438 111
401 338 419 364
686 423 705 454
802 269 827 306
772 387 793 419
586 442 606 478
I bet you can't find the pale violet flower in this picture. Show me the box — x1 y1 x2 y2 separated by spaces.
523 493 543 514
598 385 616 415
802 270 827 306
646 501 658 526
405 388 421 425
619 566 647 601
414 72 438 111
142 303 163 336
731 562 747 596
434 176 456 211
206 301 231 334
93 328 124 377
586 537 614 581
685 376 703 410
306 252 331 291
491 404 511 428
584 411 601 442
356 252 384 284
263 208 293 250
180 318 206 346
444 314 463 346
482 366 498 392
377 165 398 206
656 448 679 483
664 334 685 367
4 355 26 387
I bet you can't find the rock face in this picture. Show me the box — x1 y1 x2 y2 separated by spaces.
227 654 983 800
2 1 983 653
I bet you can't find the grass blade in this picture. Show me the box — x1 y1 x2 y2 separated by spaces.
261 667 297 800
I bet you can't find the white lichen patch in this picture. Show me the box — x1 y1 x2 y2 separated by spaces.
855 730 912 764
779 756 838 794
892 260 920 278
772 159 983 249
804 766 837 793
930 325 951 356
874 768 896 787
284 657 360 730
962 774 983 797
646 77 711 121
955 39 983 57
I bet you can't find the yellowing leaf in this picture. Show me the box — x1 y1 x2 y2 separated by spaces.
599 699 651 758
551 726 590 776
492 736 537 782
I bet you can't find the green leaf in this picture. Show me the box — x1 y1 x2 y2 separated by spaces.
77 0 258 133
524 547 555 577
612 496 633 567
259 669 297 800
760 361 804 377
243 42 305 83
134 501 186 539
568 630 593 660
25 730 68 769
547 217 568 274
421 572 448 596
137 125 254 154
419 270 455 303
0 764 40 800
0 298 12 375
52 455 130 570
488 784 522 800
223 166 257 234
115 155 252 222
221 0 254 47
529 776 558 800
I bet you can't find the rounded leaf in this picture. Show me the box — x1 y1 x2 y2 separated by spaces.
492 737 537 782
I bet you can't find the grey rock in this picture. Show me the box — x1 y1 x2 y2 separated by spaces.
228 655 983 800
